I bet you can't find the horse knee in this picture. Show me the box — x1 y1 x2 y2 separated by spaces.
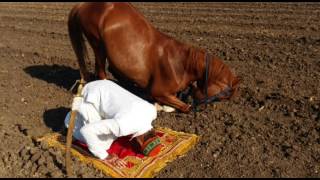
153 98 176 113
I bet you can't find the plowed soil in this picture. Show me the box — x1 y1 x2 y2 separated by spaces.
0 2 319 178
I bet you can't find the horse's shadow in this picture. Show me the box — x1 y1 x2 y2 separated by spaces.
23 64 154 132
23 64 80 91
24 65 79 132
23 64 152 99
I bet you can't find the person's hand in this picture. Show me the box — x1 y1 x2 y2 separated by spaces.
102 154 127 169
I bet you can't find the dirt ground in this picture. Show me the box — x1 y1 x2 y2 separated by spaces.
0 2 319 178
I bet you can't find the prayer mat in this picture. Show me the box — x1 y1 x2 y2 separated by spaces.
37 127 199 178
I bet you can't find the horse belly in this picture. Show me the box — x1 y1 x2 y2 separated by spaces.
112 57 150 88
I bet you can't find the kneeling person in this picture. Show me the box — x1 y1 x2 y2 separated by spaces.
64 80 162 168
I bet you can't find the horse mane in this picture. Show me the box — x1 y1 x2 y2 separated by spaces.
183 46 206 80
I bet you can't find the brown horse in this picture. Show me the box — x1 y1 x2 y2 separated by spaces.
67 2 240 113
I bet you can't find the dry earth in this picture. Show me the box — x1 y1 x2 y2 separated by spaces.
0 2 319 178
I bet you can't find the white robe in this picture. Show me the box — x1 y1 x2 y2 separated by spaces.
64 80 157 160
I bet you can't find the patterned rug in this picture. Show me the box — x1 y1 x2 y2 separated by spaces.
37 127 199 178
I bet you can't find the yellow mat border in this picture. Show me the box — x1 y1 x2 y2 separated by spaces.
37 127 199 178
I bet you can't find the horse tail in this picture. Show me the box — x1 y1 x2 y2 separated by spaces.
68 4 89 81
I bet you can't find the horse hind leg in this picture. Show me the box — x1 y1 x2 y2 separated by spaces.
95 50 108 80
91 42 108 80
77 59 90 82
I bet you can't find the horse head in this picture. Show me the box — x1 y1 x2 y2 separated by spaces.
191 53 240 111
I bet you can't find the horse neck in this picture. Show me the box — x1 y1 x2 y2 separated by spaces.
160 35 208 83
185 47 207 81
186 48 227 86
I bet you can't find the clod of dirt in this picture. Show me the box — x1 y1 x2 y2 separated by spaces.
49 170 64 178
37 155 46 166
40 141 49 151
19 147 30 157
1 2 320 178
30 151 41 163
15 124 29 136
29 147 38 155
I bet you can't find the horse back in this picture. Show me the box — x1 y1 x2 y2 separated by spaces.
74 3 192 91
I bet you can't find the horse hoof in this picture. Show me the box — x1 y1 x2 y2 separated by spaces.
181 104 192 113
162 105 175 113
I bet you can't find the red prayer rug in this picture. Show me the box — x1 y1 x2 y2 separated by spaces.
37 127 199 178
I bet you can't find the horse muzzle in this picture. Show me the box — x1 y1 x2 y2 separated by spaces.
191 86 233 112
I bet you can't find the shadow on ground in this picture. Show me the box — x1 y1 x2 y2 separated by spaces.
43 107 70 132
24 64 80 91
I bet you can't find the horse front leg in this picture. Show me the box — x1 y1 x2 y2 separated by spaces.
153 94 192 113
154 102 176 112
